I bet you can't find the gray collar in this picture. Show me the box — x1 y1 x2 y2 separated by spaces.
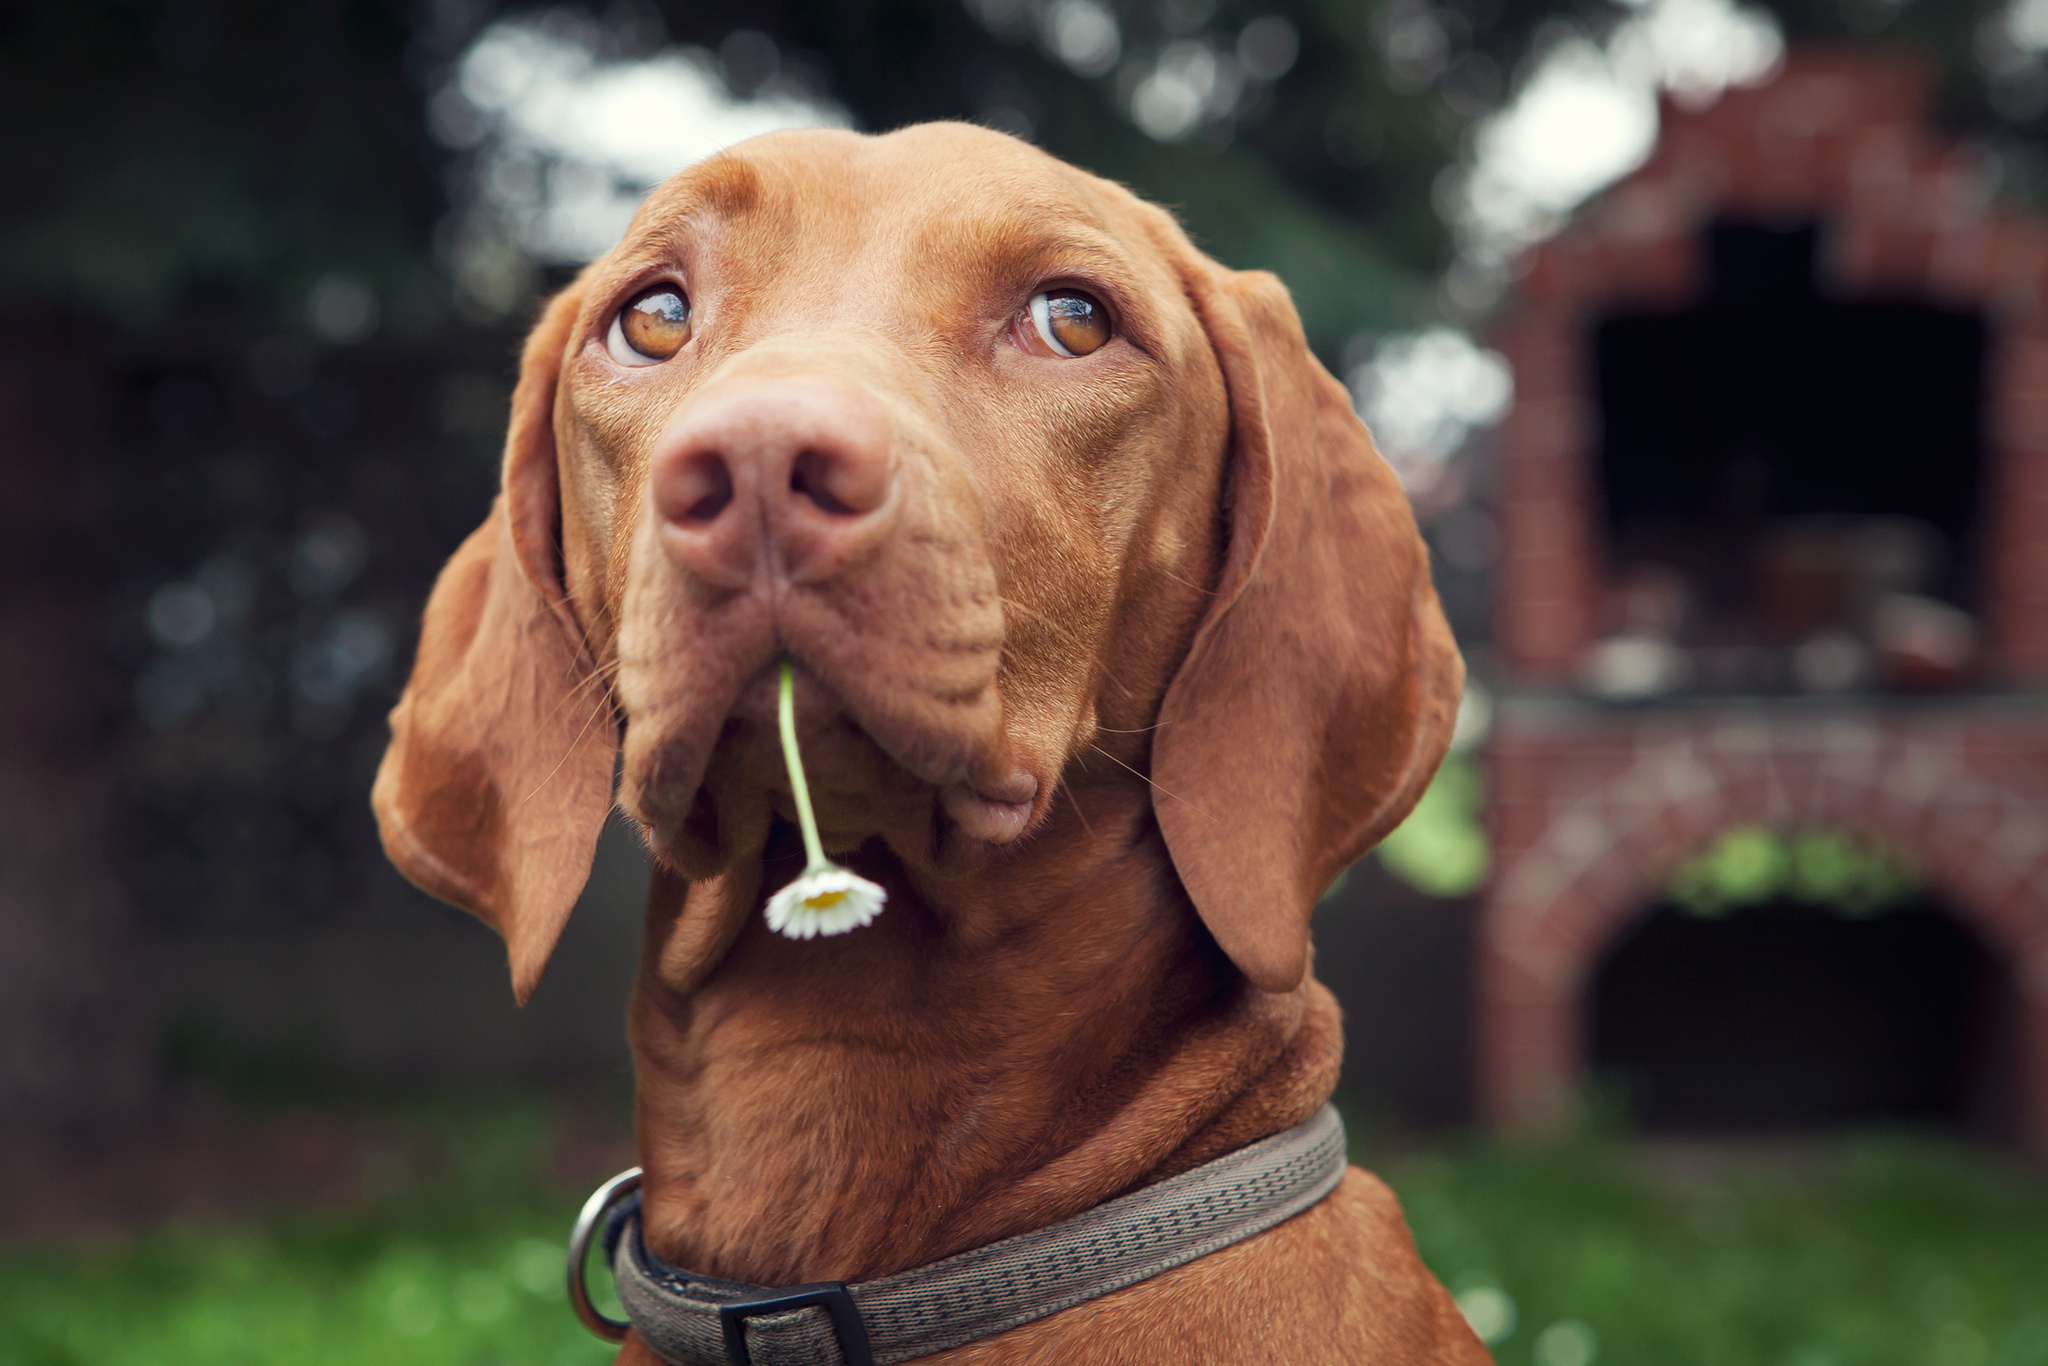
594 1104 1346 1366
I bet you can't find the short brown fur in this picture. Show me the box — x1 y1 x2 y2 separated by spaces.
375 123 1482 1363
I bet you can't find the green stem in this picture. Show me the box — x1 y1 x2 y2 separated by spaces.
777 657 829 871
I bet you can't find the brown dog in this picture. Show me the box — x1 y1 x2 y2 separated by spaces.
374 123 1483 1363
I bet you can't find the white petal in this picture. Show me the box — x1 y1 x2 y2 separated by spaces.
763 865 887 940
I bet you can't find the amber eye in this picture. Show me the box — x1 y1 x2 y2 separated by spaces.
1027 289 1111 357
607 285 691 366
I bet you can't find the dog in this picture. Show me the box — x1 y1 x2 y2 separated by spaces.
374 122 1482 1364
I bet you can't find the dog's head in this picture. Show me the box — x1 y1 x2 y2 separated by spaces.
373 124 1460 1003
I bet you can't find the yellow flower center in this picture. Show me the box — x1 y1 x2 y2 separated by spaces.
803 890 849 910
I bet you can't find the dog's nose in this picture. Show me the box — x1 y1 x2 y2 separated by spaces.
650 377 899 589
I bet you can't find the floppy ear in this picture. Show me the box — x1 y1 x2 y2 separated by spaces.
1153 264 1463 995
372 282 618 1004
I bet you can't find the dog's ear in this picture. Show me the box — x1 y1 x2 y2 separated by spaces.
1154 263 1463 994
372 282 618 1004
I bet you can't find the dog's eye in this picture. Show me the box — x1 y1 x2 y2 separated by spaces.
607 286 691 366
1026 289 1111 358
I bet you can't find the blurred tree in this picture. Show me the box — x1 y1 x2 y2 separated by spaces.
0 1 444 323
0 0 1441 351
10 0 2048 337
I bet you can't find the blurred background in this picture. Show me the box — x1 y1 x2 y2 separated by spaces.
6 1 2048 1363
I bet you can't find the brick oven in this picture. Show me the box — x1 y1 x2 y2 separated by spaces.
1481 52 2048 1151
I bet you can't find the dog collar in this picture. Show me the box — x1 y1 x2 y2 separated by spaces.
570 1104 1346 1366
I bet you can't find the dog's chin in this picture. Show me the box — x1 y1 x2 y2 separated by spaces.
938 776 1038 845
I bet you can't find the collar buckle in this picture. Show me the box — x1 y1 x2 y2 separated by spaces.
717 1282 873 1366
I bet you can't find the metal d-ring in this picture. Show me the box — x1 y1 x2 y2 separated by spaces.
567 1166 643 1343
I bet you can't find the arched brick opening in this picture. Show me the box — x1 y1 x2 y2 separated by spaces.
1589 892 2016 1134
1482 713 2048 1149
1481 52 2048 1154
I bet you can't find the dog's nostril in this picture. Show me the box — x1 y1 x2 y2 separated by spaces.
674 455 734 523
687 477 734 522
791 449 858 517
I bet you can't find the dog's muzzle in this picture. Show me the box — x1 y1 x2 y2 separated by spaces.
567 1105 1348 1365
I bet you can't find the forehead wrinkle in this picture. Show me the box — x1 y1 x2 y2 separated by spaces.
606 148 839 274
682 154 761 214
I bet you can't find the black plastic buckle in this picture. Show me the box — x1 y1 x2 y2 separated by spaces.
717 1281 873 1366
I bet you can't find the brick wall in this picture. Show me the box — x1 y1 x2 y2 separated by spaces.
1483 54 2048 1152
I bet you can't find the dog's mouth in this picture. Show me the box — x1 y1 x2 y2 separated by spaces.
733 659 1037 843
622 651 1038 874
742 661 1034 806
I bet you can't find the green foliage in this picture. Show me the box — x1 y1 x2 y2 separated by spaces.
1378 755 1491 898
1670 828 1918 918
0 1098 623 1366
1382 1128 2048 1366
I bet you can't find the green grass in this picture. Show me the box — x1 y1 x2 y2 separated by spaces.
4 1097 2047 1366
1381 1129 2048 1366
0 1098 625 1366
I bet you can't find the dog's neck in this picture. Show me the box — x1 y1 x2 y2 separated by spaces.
626 784 1342 1288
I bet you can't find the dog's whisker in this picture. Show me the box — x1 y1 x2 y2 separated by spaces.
522 693 618 806
546 655 624 726
1086 742 1206 819
1057 773 1096 841
995 596 1157 703
1157 564 1214 596
996 595 1094 653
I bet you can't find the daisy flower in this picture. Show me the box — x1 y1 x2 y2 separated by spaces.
763 657 887 939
